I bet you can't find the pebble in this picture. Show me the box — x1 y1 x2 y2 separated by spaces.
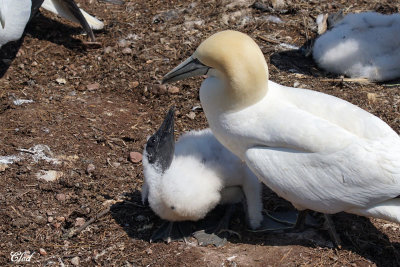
53 222 61 228
118 39 130 48
0 163 8 172
56 78 67 84
39 248 47 256
47 216 54 223
36 170 63 182
71 256 80 266
122 47 132 54
150 84 167 95
87 83 100 91
104 46 113 54
34 215 47 225
56 216 66 222
167 85 180 94
75 217 86 228
86 163 96 174
145 248 153 255
186 112 196 120
56 193 66 202
130 81 139 88
112 162 121 168
129 152 142 163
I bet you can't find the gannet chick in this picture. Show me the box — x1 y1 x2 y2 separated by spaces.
162 30 400 233
142 107 263 245
313 12 400 81
0 0 103 47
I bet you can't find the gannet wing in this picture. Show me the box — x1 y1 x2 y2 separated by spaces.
30 0 45 20
41 0 103 41
244 145 400 214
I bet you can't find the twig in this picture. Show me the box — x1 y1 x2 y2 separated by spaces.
35 43 51 56
65 207 110 238
15 148 35 154
320 77 370 83
257 35 280 44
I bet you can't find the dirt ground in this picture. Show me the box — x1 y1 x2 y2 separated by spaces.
0 0 399 266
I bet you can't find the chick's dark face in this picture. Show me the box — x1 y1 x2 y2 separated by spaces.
145 107 175 172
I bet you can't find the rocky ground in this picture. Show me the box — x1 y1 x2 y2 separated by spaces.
0 0 399 266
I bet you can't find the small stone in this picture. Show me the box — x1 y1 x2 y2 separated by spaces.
0 163 8 172
112 162 121 168
39 248 47 256
145 248 153 255
367 92 377 103
86 83 100 91
34 215 47 225
118 39 130 48
104 46 113 54
122 47 132 54
56 216 65 222
102 199 116 207
56 78 67 84
186 112 196 120
129 152 142 163
71 256 80 266
75 217 86 227
167 85 179 94
150 84 167 95
130 81 139 88
86 163 95 174
36 170 63 182
32 61 38 66
53 222 61 228
56 193 66 202
47 216 54 223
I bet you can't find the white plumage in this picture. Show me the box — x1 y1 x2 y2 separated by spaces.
163 30 400 226
0 0 32 48
313 12 400 81
142 128 263 229
0 0 103 47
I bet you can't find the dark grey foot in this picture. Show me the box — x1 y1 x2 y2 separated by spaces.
150 221 193 243
249 210 319 232
193 204 240 247
323 214 342 248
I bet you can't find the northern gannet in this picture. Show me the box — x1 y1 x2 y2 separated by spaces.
162 30 400 230
142 107 263 245
0 0 104 47
313 12 400 81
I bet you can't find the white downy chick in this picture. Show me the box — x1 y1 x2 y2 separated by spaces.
142 107 263 232
313 12 400 81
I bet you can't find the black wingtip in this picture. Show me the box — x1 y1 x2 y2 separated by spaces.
64 0 96 42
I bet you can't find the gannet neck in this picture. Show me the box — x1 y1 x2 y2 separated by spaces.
194 30 269 110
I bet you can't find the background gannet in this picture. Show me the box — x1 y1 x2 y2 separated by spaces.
0 0 104 47
312 12 400 81
162 30 400 231
142 107 263 245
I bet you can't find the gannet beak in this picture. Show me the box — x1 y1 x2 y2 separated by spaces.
162 56 210 84
145 107 175 172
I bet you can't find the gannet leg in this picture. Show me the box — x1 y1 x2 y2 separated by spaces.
193 204 240 247
150 221 192 243
323 214 342 248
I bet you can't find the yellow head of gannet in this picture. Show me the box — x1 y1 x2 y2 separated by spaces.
163 30 268 110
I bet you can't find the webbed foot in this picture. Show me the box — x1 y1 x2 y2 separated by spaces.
150 221 193 243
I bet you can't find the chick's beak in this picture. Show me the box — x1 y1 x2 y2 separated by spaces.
0 8 5 29
162 56 210 84
146 107 175 172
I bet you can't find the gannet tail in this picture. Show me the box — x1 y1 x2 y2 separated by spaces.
349 198 400 224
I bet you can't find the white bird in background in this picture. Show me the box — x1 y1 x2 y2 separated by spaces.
0 0 104 48
313 11 400 81
162 30 400 232
142 107 264 246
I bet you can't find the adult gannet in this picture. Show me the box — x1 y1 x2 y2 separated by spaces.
313 12 400 81
162 30 400 230
0 0 103 47
142 107 263 245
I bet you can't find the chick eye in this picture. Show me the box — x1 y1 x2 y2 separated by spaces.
170 206 175 210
